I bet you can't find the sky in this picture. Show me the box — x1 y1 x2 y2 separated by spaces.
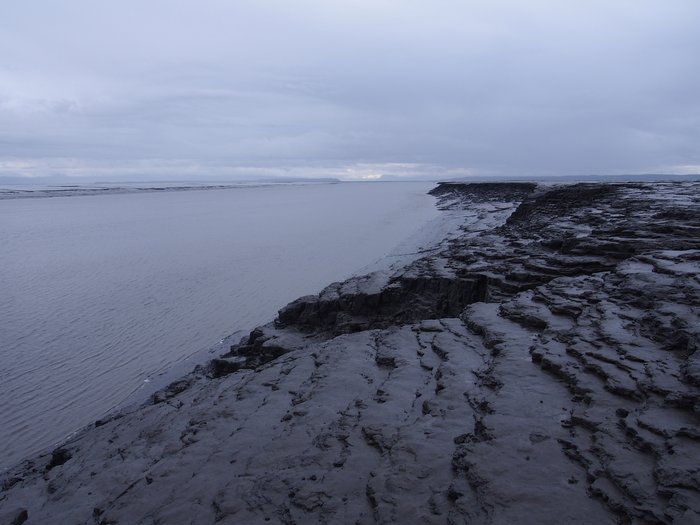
1 0 699 181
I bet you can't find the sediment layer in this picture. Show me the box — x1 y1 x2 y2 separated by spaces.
1 181 699 524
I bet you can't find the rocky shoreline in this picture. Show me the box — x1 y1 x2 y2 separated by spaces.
2 182 699 524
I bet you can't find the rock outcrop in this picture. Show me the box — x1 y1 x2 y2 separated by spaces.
1 181 698 524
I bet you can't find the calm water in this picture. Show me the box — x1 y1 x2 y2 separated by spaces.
0 182 438 468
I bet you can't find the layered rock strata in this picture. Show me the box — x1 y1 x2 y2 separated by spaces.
1 182 699 524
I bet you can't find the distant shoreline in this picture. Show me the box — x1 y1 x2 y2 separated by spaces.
2 173 699 201
0 180 343 200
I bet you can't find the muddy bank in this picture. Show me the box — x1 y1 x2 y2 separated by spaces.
1 181 699 524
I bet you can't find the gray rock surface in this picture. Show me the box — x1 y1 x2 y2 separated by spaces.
1 181 699 524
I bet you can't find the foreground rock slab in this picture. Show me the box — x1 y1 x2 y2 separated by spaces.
1 182 699 524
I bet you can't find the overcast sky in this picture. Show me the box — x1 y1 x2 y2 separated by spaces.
1 1 699 181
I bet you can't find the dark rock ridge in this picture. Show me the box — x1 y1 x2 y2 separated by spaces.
275 275 489 334
428 181 538 206
1 181 699 524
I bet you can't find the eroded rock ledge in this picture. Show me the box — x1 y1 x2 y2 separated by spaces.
1 182 699 524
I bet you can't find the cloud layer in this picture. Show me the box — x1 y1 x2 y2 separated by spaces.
1 1 699 180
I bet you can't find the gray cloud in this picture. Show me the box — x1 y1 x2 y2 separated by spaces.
1 0 699 180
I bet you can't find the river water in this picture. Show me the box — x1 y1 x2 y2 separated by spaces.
0 181 439 469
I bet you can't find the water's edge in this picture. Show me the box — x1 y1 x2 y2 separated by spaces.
2 183 452 471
